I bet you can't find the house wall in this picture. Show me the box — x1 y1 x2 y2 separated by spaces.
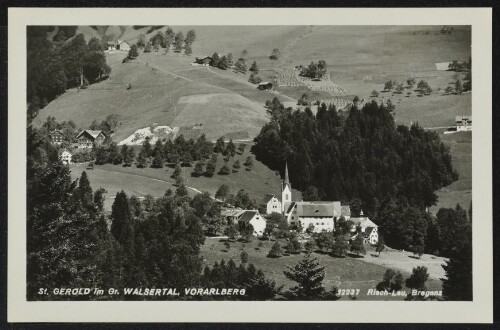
290 216 335 233
249 217 266 237
60 151 72 164
266 198 282 214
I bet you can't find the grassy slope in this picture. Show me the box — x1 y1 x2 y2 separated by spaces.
430 130 472 213
200 238 443 301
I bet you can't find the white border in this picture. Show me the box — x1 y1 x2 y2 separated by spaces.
8 7 492 323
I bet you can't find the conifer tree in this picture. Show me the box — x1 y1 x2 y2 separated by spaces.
283 253 330 300
441 241 472 300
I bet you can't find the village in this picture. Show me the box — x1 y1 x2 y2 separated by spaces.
27 25 473 302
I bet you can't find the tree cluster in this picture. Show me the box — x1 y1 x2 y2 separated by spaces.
300 60 328 79
27 28 111 122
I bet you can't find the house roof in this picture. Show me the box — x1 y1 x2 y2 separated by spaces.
341 205 351 217
285 201 296 214
455 115 472 122
49 129 64 135
221 208 244 217
238 210 260 223
258 82 272 86
350 217 378 228
59 148 72 156
364 227 375 236
77 130 104 140
260 194 276 205
295 201 342 218
117 40 130 45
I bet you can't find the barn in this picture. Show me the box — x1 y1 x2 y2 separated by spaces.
257 82 273 90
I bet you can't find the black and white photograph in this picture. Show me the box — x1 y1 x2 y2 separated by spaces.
8 7 493 323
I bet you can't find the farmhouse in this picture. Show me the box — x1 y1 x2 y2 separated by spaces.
237 210 266 237
49 130 64 145
117 40 131 51
59 148 72 165
257 82 273 90
456 115 472 131
194 56 212 66
259 194 282 215
76 130 106 149
350 215 379 244
107 41 117 51
221 208 245 224
435 62 451 71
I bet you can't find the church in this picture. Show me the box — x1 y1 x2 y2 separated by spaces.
262 163 352 233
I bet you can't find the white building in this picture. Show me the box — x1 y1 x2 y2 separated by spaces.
456 115 472 131
259 194 282 215
350 215 379 244
279 163 351 233
117 40 131 51
237 210 266 237
59 148 72 165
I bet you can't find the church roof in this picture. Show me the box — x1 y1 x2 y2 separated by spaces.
283 162 290 187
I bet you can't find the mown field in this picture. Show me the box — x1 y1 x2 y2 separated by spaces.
200 237 444 301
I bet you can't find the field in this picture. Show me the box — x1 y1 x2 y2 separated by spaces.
200 237 444 301
69 143 302 211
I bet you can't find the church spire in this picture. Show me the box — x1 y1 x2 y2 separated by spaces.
284 162 290 187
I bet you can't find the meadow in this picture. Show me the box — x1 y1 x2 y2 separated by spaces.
200 237 444 301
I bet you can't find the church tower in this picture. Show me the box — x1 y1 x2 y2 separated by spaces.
281 162 292 213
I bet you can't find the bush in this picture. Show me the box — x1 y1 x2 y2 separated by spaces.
268 241 283 258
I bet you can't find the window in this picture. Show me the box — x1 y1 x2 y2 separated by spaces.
285 194 289 200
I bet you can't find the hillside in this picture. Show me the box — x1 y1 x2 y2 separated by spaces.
37 25 471 143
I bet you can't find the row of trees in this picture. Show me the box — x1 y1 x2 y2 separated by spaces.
139 28 196 55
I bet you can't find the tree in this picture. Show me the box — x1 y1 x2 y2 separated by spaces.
406 266 429 292
351 234 366 256
214 136 225 153
384 80 394 91
144 42 152 53
283 253 331 300
270 48 280 60
175 175 184 187
193 161 204 177
287 238 302 254
268 241 283 258
441 241 472 301
224 224 239 241
234 58 247 73
376 235 385 256
395 83 404 94
185 29 196 45
332 235 349 257
371 90 379 97
244 156 254 171
249 61 259 73
224 241 231 251
224 139 236 157
240 250 249 264
174 31 184 52
219 164 230 175
175 184 188 197
110 190 133 247
249 73 262 84
172 163 182 178
128 44 139 59
215 184 230 202
184 44 192 56
304 240 316 253
151 152 163 168
444 86 453 94
376 269 403 292
234 189 255 209
136 151 147 168
218 56 230 70
205 161 216 177
455 79 463 94
417 79 428 90
407 78 416 88
232 160 241 172
305 223 315 234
